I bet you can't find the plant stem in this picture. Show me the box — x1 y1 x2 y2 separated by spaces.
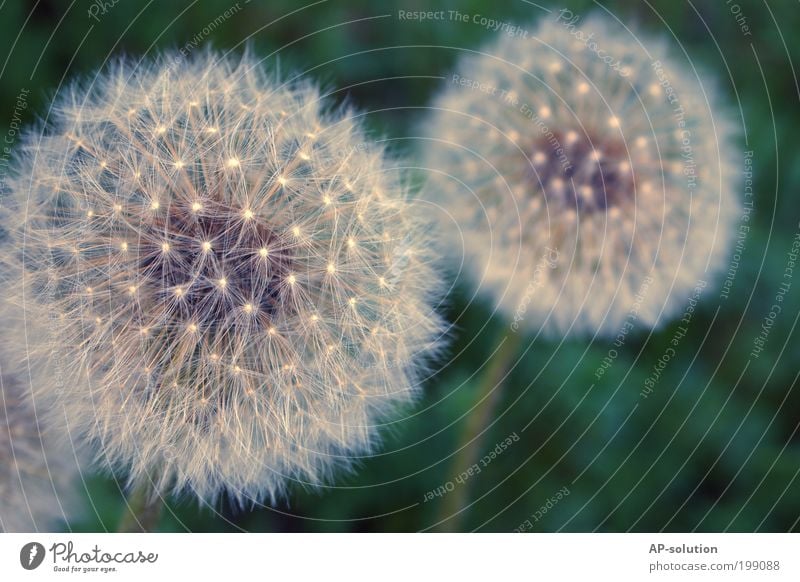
436 330 522 531
117 480 163 533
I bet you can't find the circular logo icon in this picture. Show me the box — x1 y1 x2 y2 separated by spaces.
20 542 46 570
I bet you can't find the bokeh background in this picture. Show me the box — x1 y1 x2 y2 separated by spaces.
0 0 798 532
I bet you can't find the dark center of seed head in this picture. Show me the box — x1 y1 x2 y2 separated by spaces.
140 202 290 328
527 130 634 214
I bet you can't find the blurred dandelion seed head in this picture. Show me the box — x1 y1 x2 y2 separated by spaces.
3 51 444 503
0 357 81 532
423 14 739 337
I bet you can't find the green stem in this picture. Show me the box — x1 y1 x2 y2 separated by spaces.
117 480 163 533
436 330 522 531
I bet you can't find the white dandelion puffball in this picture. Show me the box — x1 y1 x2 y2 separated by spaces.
0 354 82 532
422 12 739 337
3 51 443 503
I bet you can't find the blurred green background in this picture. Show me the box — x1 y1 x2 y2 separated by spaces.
1 0 798 532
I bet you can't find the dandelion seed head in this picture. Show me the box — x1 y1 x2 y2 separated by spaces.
4 50 444 504
422 14 739 336
0 346 82 532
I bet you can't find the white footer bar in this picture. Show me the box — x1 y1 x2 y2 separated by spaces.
1 533 797 580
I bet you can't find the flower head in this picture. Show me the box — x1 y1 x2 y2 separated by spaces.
4 51 443 503
422 12 739 336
